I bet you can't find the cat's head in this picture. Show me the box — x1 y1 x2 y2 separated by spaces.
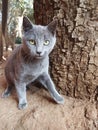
22 16 57 59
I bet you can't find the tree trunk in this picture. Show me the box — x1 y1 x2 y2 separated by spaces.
0 0 9 61
34 0 98 100
0 33 3 60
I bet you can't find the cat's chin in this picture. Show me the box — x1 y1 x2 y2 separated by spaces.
35 56 44 59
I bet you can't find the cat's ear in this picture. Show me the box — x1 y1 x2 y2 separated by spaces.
47 20 57 35
23 16 32 32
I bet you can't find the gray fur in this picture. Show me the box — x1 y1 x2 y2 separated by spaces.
2 17 64 109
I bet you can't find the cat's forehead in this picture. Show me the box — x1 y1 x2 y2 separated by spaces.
32 25 48 36
24 25 52 39
33 25 46 31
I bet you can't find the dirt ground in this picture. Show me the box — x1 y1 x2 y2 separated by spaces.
0 51 98 130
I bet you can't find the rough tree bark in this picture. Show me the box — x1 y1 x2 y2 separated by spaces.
34 0 98 100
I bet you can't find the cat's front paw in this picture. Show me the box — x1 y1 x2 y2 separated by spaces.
2 91 11 98
18 103 28 110
54 95 65 104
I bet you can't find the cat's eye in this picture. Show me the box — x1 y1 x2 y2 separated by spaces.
43 40 50 46
29 40 35 45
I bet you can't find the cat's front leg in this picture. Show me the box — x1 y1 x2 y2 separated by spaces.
15 82 27 110
38 73 64 104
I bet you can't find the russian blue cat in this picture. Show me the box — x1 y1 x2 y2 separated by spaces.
2 17 64 109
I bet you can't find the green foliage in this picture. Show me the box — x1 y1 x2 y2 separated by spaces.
13 0 33 16
7 0 34 41
15 36 22 44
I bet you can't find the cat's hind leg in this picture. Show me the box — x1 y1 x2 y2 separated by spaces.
2 85 12 98
38 73 64 104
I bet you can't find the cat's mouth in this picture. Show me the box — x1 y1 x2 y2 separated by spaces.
35 52 46 59
35 55 44 59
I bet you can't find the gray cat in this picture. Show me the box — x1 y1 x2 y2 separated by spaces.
2 17 64 109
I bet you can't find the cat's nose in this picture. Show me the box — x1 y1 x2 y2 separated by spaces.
36 51 42 55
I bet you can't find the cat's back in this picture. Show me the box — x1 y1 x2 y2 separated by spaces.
6 45 22 65
5 45 22 82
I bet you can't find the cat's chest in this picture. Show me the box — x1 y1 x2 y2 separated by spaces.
22 59 48 78
24 62 45 74
20 60 47 84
